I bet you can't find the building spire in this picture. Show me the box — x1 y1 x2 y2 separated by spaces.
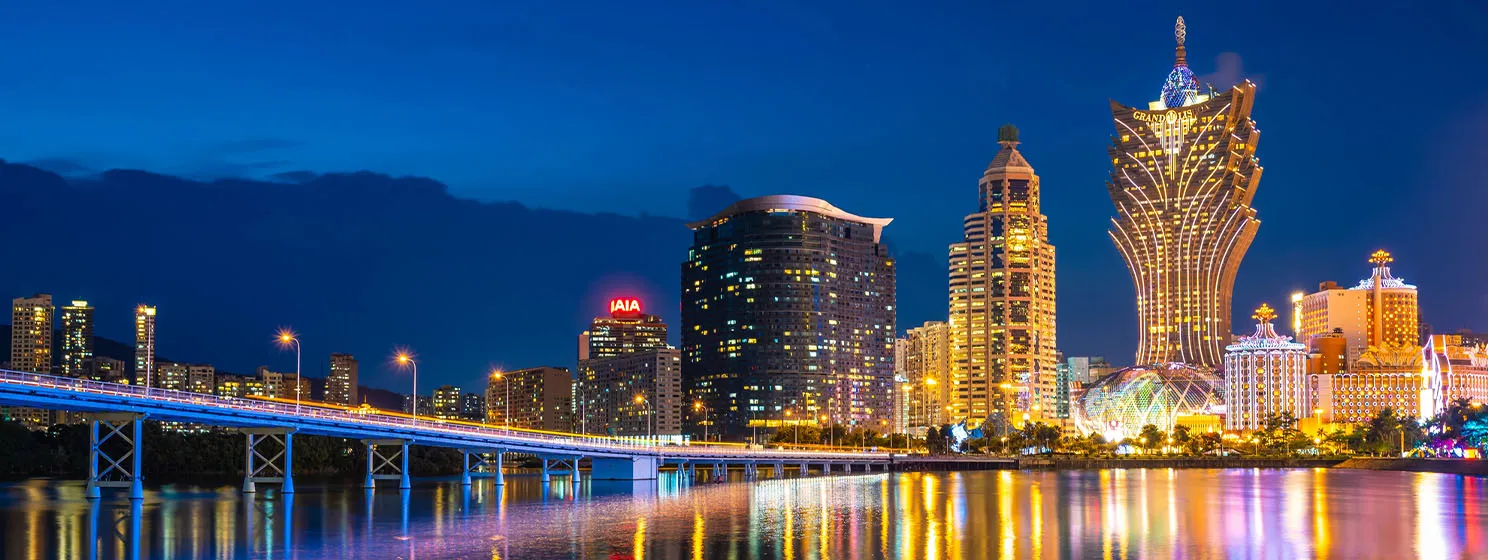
1174 16 1188 66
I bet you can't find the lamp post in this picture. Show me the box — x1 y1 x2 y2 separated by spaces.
821 414 832 447
276 329 301 415
493 369 509 428
693 402 710 442
395 351 418 425
786 410 797 447
634 394 652 445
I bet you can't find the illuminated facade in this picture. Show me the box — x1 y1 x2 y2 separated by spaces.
579 348 682 438
901 321 951 430
1421 335 1488 417
156 362 190 391
578 299 668 362
1107 17 1262 368
432 385 462 419
949 124 1057 427
1223 304 1307 431
326 353 359 405
1298 250 1419 369
134 305 156 386
10 294 53 374
487 366 573 431
60 300 94 378
1073 363 1223 441
256 366 308 401
683 195 896 438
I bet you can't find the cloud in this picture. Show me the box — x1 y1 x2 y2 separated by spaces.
1200 52 1265 92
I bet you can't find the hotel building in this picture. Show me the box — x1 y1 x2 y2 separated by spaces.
948 125 1057 430
1223 304 1307 431
901 321 952 430
580 348 683 439
1107 17 1263 368
682 195 896 438
1297 250 1419 367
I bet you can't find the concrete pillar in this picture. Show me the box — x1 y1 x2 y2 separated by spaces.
799 462 809 475
86 421 100 499
129 416 144 500
243 433 258 493
398 441 411 490
494 451 505 486
687 462 696 481
572 456 582 485
282 432 294 494
541 458 551 482
363 442 375 489
461 451 472 487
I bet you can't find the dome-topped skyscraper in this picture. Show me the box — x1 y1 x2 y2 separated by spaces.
1107 16 1263 368
1224 304 1307 431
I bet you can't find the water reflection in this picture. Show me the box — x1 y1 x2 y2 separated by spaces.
1 469 1486 559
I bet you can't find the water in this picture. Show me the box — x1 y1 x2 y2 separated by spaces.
2 469 1485 559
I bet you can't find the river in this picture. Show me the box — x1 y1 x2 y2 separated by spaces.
1 468 1484 559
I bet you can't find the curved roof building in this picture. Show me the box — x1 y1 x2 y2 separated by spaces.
1073 363 1223 441
1106 17 1263 368
1224 304 1307 431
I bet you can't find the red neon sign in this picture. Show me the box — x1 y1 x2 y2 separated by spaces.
609 298 642 316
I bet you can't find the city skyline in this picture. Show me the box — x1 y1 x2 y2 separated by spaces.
0 4 1484 393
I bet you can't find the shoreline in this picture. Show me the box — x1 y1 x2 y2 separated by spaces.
898 455 1488 476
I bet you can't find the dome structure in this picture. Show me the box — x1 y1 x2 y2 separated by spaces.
1159 16 1201 109
1073 363 1223 441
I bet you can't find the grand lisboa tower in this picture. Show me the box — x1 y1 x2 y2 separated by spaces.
1106 16 1263 368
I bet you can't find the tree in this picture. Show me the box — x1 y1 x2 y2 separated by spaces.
1138 424 1165 453
924 426 947 454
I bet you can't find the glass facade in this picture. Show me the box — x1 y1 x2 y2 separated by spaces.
1073 363 1223 440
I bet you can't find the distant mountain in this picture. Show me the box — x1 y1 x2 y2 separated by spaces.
0 160 943 391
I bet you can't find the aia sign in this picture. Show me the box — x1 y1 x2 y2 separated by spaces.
609 298 643 317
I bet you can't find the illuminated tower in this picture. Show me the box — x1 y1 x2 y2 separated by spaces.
949 125 1057 428
10 294 54 373
1108 17 1262 368
1223 303 1306 431
61 301 94 378
1296 250 1420 367
134 305 157 386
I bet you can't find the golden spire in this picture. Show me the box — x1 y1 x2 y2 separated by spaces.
1252 303 1277 324
1369 249 1393 267
1174 16 1188 66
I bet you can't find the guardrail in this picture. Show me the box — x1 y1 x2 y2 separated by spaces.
0 370 888 460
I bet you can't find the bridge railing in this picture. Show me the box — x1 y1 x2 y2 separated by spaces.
0 370 886 459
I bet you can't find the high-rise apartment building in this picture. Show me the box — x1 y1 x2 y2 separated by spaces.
432 385 463 419
459 392 484 421
578 298 668 362
1297 250 1420 367
188 365 215 394
1224 304 1307 431
60 301 94 378
900 321 951 430
134 305 157 386
1107 17 1263 368
949 125 1057 427
580 348 683 440
256 366 307 401
156 362 190 391
682 195 896 438
327 353 359 405
10 294 54 374
84 357 129 384
487 366 573 431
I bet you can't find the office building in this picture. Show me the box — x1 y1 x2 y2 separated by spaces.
134 305 157 386
580 348 683 440
60 300 94 378
948 124 1058 429
578 298 668 362
683 195 896 438
487 366 573 431
326 353 359 405
900 321 951 430
1107 17 1263 368
1065 356 1115 384
1223 304 1307 431
10 294 53 374
1297 250 1420 367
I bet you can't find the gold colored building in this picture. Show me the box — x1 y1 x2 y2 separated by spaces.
948 124 1057 428
1107 17 1262 368
1297 250 1420 368
1223 304 1307 431
10 294 53 374
901 321 951 430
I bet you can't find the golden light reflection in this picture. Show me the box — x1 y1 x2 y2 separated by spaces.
1415 473 1447 559
1313 469 1330 559
924 474 939 560
784 500 795 560
999 470 1014 558
633 517 646 560
1031 480 1044 558
692 511 704 560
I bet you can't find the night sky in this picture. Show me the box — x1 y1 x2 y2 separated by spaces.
1 1 1485 390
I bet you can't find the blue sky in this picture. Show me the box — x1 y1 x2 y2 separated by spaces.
1 1 1485 381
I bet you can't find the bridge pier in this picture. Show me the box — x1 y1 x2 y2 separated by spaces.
799 462 809 476
460 449 504 486
774 462 785 477
541 458 551 482
363 439 412 489
85 413 146 500
687 462 696 481
590 456 659 480
241 428 295 494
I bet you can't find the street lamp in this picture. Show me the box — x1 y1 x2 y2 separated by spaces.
821 414 832 447
493 369 509 428
276 329 301 415
693 401 710 442
634 394 652 444
785 410 797 446
395 350 418 425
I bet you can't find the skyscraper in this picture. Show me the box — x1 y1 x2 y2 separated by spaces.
61 300 94 378
1224 304 1307 431
683 195 896 438
1107 17 1262 368
489 366 574 431
949 124 1057 427
580 349 682 439
327 353 359 405
577 298 668 362
134 305 157 386
10 294 54 374
901 321 951 430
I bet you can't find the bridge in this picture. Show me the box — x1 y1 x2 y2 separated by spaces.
0 369 893 499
